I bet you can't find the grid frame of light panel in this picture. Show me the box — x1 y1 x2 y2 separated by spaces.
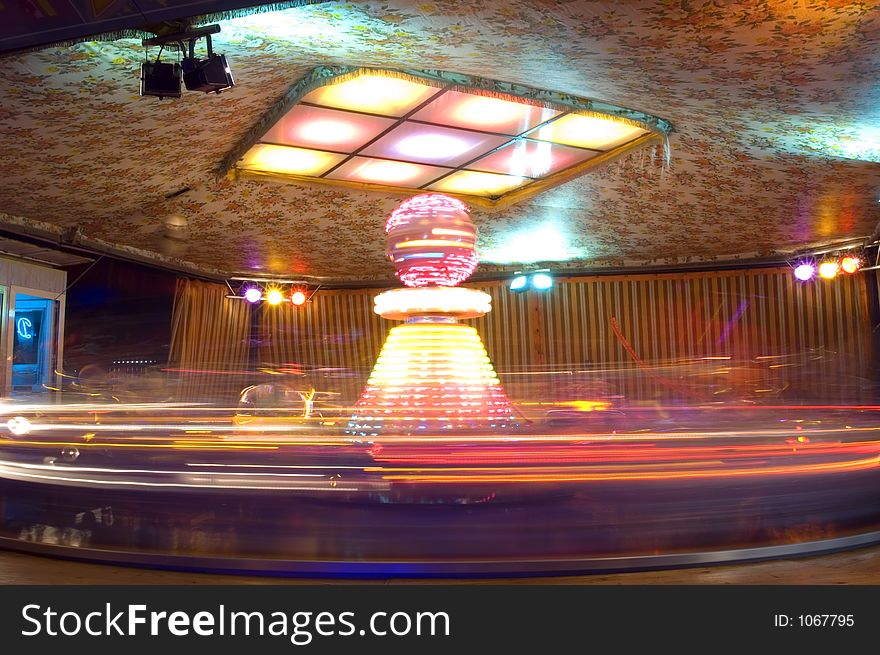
236 71 656 202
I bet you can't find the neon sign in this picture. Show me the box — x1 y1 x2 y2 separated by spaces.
16 317 33 340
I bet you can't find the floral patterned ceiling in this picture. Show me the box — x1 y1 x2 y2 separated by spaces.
0 0 878 282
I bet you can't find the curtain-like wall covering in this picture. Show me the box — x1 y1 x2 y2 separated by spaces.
170 268 873 404
168 278 252 401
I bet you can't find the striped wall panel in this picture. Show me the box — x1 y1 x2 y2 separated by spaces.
170 268 873 404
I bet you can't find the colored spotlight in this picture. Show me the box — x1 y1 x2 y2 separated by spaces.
291 290 307 306
243 287 262 303
840 256 861 274
818 261 839 279
509 275 528 292
531 272 554 290
266 289 284 305
793 263 815 281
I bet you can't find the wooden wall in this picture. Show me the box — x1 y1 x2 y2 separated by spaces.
169 268 874 404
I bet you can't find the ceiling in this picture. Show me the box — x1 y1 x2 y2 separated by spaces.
0 0 878 283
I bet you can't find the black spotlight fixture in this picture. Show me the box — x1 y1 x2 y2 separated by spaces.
140 58 181 99
142 24 234 97
182 32 234 94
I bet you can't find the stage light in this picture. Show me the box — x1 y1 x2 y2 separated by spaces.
793 263 816 281
140 61 181 99
182 53 234 93
840 256 861 274
266 289 284 305
509 274 528 292
243 287 262 303
818 260 839 279
291 290 307 306
531 272 554 290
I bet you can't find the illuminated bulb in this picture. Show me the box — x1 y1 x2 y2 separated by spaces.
531 272 553 290
291 290 307 306
7 416 31 436
266 289 284 305
509 275 527 291
840 256 861 274
243 287 262 303
818 261 839 279
793 263 815 281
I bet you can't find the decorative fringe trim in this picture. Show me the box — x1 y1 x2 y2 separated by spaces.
220 65 673 177
2 1 325 57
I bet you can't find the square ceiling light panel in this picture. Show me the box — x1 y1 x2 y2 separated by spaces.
409 90 560 135
300 74 442 117
325 157 452 187
234 69 667 205
530 113 649 150
262 105 397 152
428 170 529 196
359 123 511 167
467 139 598 177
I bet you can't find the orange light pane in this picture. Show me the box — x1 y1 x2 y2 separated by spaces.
411 90 559 135
325 156 450 186
428 170 528 197
301 74 441 117
239 144 346 176
533 113 648 150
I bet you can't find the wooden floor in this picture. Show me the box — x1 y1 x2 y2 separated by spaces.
1 545 879 584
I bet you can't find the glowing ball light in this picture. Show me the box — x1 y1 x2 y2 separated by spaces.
243 287 262 303
818 260 840 280
291 290 307 306
266 288 284 305
385 193 478 287
840 256 861 274
793 263 815 281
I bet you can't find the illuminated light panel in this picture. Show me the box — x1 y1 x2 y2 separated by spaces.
374 287 492 320
531 113 648 150
325 157 451 187
410 90 559 135
428 170 528 197
469 139 596 177
261 105 396 152
360 123 510 167
238 144 346 176
300 74 440 117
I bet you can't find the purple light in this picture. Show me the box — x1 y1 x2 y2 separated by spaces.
244 287 262 303
794 263 816 281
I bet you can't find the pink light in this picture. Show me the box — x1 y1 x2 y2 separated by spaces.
385 194 477 288
261 105 395 152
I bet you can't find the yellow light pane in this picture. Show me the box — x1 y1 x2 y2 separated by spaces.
428 170 528 196
239 144 346 176
301 74 441 117
533 114 647 150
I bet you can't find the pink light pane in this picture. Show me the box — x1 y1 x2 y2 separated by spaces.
360 123 511 167
466 139 597 178
262 105 396 153
410 90 560 136
325 157 452 187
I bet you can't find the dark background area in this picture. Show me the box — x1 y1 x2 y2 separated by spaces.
62 257 177 377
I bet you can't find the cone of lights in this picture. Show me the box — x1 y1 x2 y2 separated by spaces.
347 193 517 437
